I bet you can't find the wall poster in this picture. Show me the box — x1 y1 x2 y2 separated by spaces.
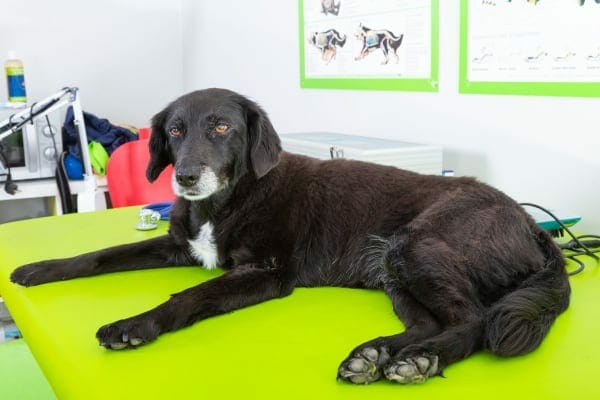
460 0 600 97
299 0 439 92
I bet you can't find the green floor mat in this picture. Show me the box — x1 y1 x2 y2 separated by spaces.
0 339 55 400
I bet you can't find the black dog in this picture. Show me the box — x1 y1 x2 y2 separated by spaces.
11 88 570 384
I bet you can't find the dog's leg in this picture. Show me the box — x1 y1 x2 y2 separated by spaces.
380 237 485 384
340 235 485 384
384 320 484 384
338 286 441 384
333 3 340 15
328 47 336 64
381 40 390 65
355 46 367 61
11 235 191 286
96 264 295 349
321 48 328 62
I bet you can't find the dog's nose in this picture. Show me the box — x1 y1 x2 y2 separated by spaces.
176 174 199 187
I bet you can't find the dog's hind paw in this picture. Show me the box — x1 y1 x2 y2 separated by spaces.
96 317 161 350
384 354 439 384
337 346 390 384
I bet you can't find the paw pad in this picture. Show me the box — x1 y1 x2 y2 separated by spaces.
338 347 390 385
384 355 439 384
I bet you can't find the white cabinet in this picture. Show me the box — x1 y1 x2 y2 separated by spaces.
0 175 107 216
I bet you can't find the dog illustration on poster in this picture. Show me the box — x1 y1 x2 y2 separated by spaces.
354 23 404 65
308 29 347 64
321 0 341 16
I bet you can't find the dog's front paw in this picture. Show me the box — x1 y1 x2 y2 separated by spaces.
11 262 59 287
384 354 439 384
337 346 390 384
96 317 161 350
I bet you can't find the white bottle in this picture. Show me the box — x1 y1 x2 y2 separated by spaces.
5 51 27 103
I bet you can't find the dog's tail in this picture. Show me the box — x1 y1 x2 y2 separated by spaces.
332 29 347 47
484 227 571 356
389 33 404 50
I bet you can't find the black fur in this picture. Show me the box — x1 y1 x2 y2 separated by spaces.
10 88 570 384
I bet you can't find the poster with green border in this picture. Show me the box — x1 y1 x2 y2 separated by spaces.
299 0 439 92
459 0 600 97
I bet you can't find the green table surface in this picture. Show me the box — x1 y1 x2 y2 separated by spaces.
0 207 598 399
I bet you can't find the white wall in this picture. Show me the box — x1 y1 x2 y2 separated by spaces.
182 0 600 232
0 0 183 126
0 0 183 221
2 0 597 232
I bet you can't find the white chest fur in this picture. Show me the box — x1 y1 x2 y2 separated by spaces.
188 222 219 270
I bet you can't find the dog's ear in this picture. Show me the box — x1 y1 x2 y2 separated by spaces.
243 99 282 179
146 108 172 182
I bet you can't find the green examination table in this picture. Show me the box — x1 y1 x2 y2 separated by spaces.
0 207 598 399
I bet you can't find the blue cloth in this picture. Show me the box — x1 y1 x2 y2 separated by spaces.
63 107 138 160
143 202 173 220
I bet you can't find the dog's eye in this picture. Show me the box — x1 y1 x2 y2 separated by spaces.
169 127 181 137
214 124 229 135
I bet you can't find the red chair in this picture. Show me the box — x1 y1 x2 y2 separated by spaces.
106 128 175 207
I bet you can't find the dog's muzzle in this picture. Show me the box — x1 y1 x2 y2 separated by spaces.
176 173 199 187
172 166 224 201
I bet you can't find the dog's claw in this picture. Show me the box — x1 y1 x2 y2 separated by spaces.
110 342 128 350
96 317 160 350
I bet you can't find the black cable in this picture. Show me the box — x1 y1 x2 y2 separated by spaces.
4 171 17 195
29 102 38 125
0 105 61 196
55 151 74 213
520 202 599 276
0 99 56 194
8 112 16 128
3 97 60 135
520 203 586 249
566 256 586 276
576 234 600 240
45 114 74 213
0 142 18 195
0 88 75 195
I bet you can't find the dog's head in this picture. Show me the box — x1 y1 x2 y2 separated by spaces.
355 23 368 40
147 88 281 201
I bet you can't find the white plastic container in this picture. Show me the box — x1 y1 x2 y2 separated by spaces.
5 51 27 103
280 132 443 175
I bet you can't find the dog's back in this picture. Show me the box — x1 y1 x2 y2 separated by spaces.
221 152 567 298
